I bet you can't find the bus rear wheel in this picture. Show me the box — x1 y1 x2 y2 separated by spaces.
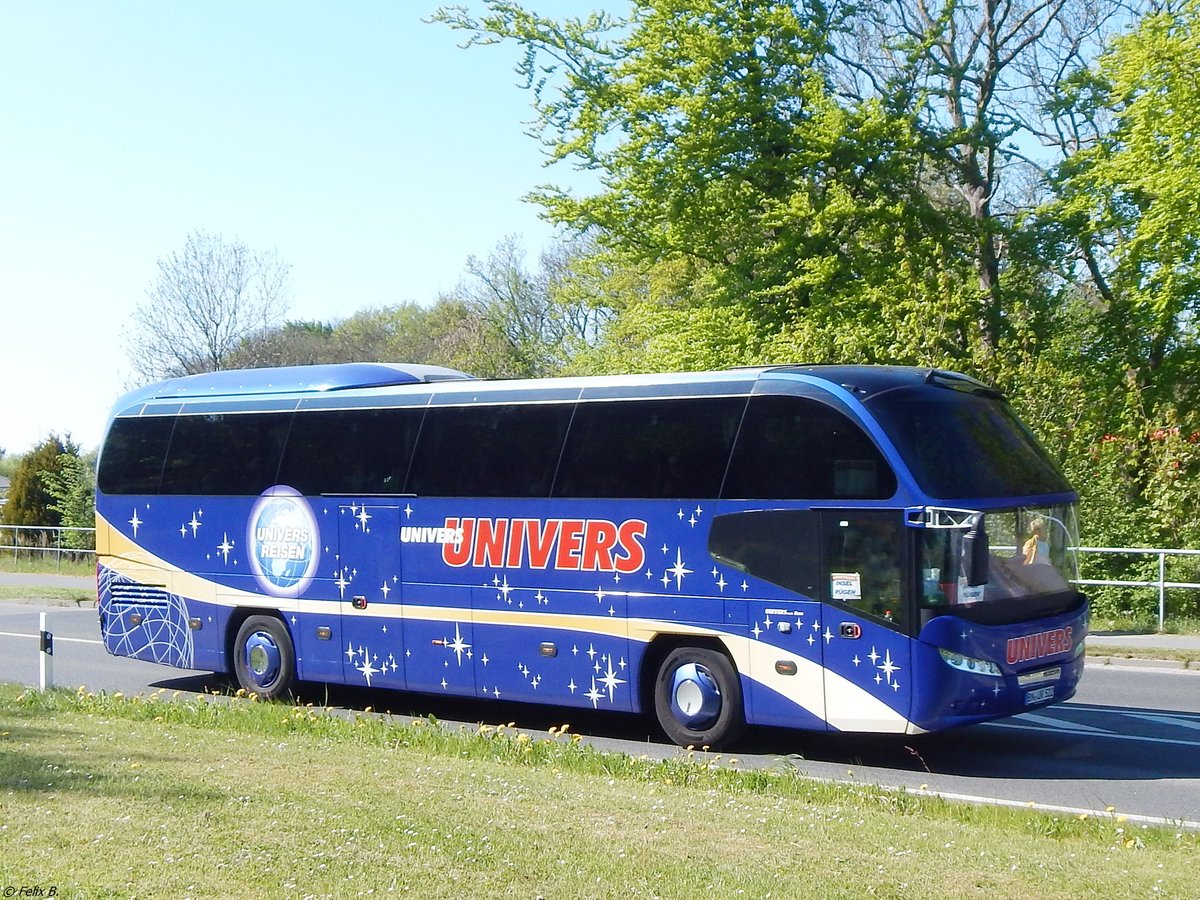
233 615 296 701
653 646 746 749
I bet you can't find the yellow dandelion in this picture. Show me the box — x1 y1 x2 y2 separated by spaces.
1106 805 1116 813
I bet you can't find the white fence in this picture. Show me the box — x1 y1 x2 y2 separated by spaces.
0 524 95 570
1075 547 1200 631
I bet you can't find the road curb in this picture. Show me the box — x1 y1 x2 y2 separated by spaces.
1086 654 1197 671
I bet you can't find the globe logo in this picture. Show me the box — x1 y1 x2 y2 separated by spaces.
248 486 320 596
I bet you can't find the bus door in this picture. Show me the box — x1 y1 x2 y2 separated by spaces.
708 509 827 731
818 509 913 732
337 503 406 691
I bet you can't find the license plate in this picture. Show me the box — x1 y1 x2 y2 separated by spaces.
1024 686 1055 706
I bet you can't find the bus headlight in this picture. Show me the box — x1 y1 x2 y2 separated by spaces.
938 647 1002 677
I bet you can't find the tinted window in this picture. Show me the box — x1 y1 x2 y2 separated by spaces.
864 387 1071 499
159 413 292 496
723 395 896 500
709 510 820 597
554 397 746 499
97 416 175 494
408 404 573 497
278 407 423 495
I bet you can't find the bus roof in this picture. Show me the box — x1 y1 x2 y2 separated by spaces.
108 362 999 416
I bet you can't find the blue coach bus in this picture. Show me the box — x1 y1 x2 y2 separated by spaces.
95 363 1087 748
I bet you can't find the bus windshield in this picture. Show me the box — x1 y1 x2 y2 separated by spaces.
919 503 1080 613
865 383 1070 500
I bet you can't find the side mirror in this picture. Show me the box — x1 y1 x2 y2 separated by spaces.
963 524 990 586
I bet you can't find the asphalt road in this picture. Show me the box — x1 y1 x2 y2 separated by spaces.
2 601 1198 828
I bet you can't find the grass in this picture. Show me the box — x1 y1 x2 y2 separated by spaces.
0 556 95 578
1 685 1197 898
0 585 94 606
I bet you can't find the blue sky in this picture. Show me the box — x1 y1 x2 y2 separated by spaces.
0 0 598 455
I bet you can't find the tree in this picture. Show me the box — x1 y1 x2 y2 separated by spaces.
822 0 1134 350
444 234 612 376
1050 1 1200 403
127 231 291 382
41 449 96 549
1 435 77 527
433 1 991 362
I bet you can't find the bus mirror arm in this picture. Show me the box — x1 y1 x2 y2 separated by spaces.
963 525 990 587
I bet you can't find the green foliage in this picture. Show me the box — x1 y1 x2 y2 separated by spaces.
1 435 76 528
436 1 969 331
39 450 96 548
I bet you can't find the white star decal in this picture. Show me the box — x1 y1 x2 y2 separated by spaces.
599 658 626 702
217 533 234 563
188 513 201 536
585 678 604 708
357 655 380 686
446 623 472 665
878 649 900 684
666 549 692 590
356 506 372 532
129 509 142 536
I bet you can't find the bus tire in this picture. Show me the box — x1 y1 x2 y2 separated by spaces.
233 615 296 701
653 646 746 749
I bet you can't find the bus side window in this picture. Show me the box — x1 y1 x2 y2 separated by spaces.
821 510 908 631
722 394 896 500
708 510 821 598
407 404 573 497
554 397 745 499
97 415 175 495
159 412 292 496
279 407 424 495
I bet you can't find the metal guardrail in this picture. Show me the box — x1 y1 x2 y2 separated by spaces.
0 524 95 571
1074 547 1200 632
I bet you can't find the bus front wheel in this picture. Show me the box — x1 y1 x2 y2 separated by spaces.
233 615 296 700
653 646 746 749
